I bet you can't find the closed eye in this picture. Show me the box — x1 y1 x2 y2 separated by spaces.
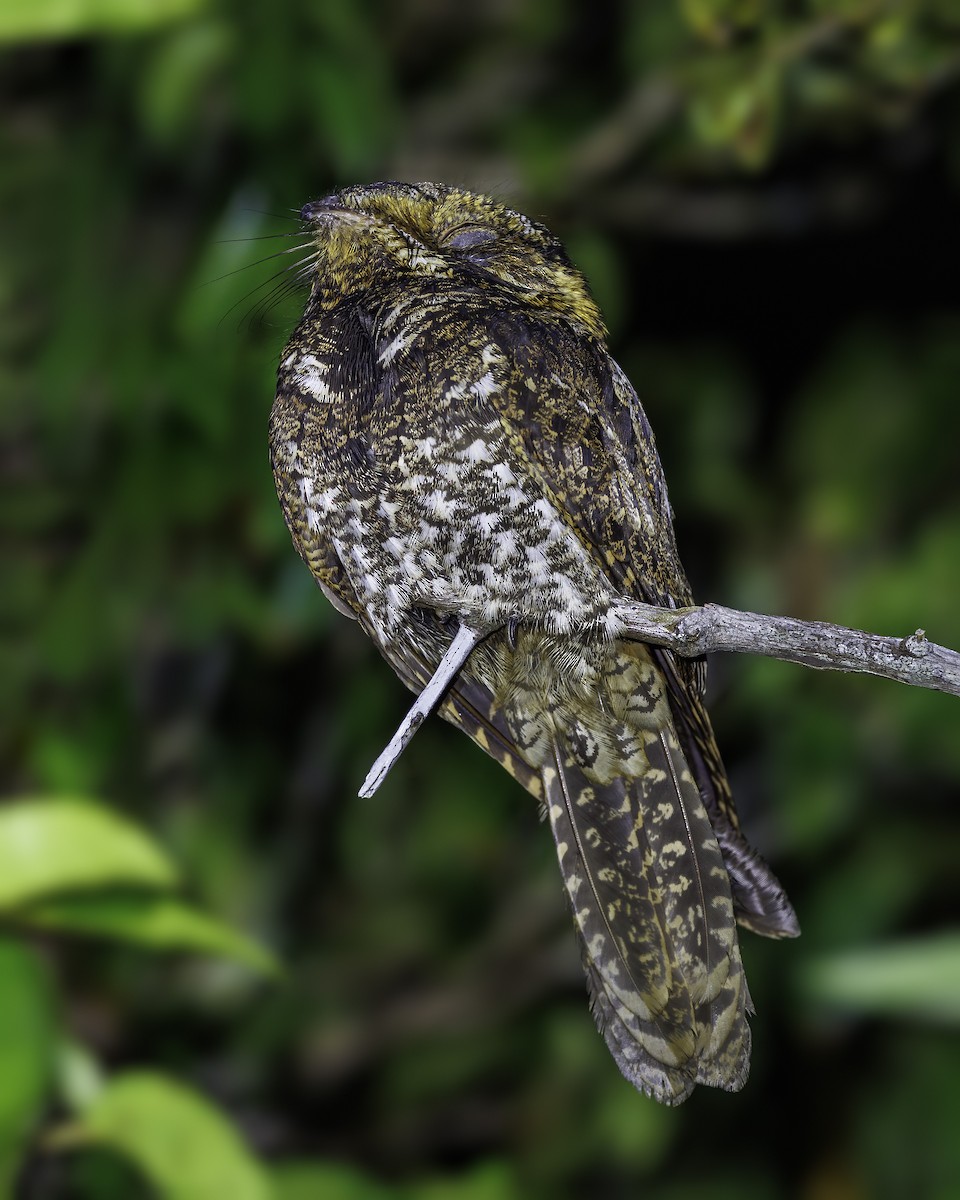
444 226 498 252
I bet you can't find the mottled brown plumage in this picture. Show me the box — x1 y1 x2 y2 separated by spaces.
270 182 798 1104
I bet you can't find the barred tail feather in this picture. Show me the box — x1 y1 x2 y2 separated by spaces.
543 722 751 1103
654 648 800 940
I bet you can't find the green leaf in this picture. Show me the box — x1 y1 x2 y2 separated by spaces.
0 0 209 42
409 1161 524 1200
273 1161 394 1200
0 798 178 910
17 892 280 976
47 1072 271 1200
0 939 56 1195
690 55 782 168
802 933 960 1022
272 1160 525 1200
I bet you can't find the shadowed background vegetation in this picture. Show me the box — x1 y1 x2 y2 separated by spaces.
3 1 960 1197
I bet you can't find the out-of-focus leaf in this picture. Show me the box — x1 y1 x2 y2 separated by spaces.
47 1072 271 1200
680 0 763 45
690 56 782 168
272 1160 394 1200
0 799 178 910
862 17 958 90
56 1039 108 1116
174 196 305 358
15 891 280 976
0 0 208 41
802 933 960 1021
0 939 56 1196
273 1160 523 1200
139 20 234 148
409 1161 523 1200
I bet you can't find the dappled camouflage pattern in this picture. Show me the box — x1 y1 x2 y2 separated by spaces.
270 182 798 1104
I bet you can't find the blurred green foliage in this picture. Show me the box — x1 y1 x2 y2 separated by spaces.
2 0 960 1197
0 942 54 1196
0 798 277 1197
49 1073 272 1200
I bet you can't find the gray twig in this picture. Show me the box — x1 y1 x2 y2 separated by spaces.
359 623 485 797
614 601 960 698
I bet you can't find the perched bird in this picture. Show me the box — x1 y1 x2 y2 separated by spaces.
270 182 799 1104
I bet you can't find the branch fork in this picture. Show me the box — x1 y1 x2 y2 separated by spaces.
360 602 959 796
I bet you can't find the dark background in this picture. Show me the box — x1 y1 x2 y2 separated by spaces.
3 2 960 1197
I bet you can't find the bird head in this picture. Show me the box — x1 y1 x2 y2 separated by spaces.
299 181 605 338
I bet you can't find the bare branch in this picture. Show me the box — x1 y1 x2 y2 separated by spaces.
361 604 957 794
614 601 960 698
359 623 485 797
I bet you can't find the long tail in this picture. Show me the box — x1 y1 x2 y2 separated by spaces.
412 625 756 1101
543 718 750 1104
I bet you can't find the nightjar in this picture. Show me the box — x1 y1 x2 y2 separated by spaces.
269 182 799 1104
